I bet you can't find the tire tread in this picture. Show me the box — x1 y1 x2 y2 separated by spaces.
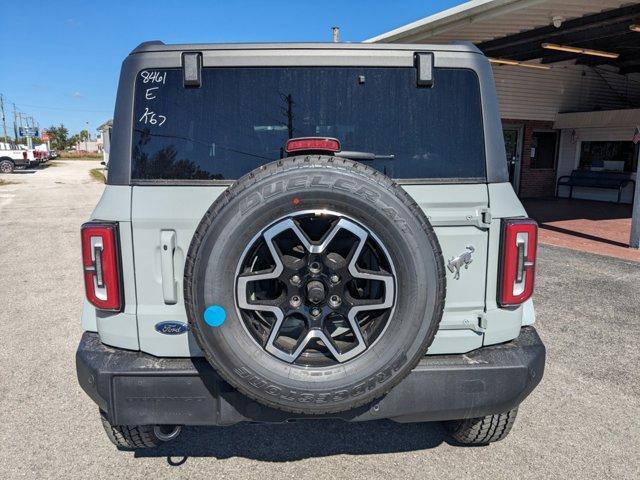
100 410 160 449
184 156 446 415
446 408 518 445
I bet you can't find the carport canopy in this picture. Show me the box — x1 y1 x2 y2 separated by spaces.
368 0 640 248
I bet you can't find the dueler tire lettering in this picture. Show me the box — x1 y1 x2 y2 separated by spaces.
240 172 413 234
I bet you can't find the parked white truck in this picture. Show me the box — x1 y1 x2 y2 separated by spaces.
0 145 39 173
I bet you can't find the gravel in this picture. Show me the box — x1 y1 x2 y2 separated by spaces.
0 161 638 479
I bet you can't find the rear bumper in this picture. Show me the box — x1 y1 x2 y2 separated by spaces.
77 327 545 426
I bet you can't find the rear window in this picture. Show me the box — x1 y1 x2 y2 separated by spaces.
131 67 486 181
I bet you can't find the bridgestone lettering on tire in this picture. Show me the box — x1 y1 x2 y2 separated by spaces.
184 156 446 415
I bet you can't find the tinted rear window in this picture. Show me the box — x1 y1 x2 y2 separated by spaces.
132 67 485 181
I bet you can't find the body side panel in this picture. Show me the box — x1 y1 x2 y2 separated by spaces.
483 182 535 346
86 185 139 349
131 186 226 356
403 184 489 354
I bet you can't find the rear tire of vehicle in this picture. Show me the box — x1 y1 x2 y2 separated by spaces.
99 410 180 450
185 155 446 415
0 159 14 174
444 408 518 445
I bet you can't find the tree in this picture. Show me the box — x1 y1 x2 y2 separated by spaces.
69 134 80 147
47 124 70 150
78 129 90 142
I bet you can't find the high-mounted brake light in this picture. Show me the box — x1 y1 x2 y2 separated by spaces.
81 222 122 311
285 137 341 154
499 218 538 307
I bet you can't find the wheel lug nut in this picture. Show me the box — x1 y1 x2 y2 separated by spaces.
311 307 321 317
329 295 342 308
330 274 340 284
290 275 301 286
290 295 301 308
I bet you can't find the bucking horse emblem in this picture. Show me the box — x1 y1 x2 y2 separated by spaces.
447 246 475 280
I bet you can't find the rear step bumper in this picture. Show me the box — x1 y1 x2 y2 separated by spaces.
77 327 545 426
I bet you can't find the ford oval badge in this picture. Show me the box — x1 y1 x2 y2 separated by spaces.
155 321 188 335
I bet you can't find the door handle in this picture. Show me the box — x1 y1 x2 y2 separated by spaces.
160 230 177 304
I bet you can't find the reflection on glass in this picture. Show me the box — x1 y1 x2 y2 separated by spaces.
131 67 486 181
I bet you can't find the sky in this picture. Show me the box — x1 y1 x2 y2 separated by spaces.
0 0 463 137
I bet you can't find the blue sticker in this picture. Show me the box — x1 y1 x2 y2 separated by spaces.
204 305 226 327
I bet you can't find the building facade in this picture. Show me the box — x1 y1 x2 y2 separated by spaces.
368 0 640 204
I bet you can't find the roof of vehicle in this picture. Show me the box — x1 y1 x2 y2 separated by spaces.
130 41 482 55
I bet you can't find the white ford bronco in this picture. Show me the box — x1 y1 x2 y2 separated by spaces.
76 41 545 449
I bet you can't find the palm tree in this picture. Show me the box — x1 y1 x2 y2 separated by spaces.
78 129 90 151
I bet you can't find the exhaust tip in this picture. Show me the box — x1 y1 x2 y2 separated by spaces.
154 425 182 442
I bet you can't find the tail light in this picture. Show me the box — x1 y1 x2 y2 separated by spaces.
285 137 341 154
499 218 538 307
81 222 122 311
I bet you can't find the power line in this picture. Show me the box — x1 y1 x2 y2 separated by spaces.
14 103 112 113
1 94 112 114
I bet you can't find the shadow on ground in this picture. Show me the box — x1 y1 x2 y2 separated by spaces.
134 419 448 463
523 197 631 222
536 223 630 248
6 169 36 174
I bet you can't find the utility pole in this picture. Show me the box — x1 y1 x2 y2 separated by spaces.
25 115 33 149
284 94 294 139
18 112 24 145
0 94 8 142
12 104 18 141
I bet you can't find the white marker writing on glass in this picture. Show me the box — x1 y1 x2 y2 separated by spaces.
139 107 166 126
145 87 159 100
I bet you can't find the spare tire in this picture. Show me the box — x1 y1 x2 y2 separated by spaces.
184 156 445 414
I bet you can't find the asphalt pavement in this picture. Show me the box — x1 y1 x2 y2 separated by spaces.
0 161 638 479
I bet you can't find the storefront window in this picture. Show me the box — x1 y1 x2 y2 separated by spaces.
578 141 638 172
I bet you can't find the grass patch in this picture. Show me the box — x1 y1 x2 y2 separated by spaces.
89 168 106 183
59 151 103 159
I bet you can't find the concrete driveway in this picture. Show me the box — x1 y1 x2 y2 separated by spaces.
0 161 638 479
